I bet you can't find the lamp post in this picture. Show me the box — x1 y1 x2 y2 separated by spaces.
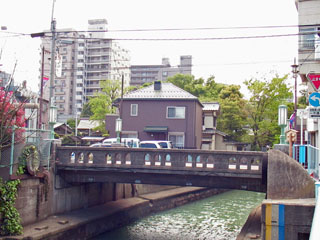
291 58 299 130
49 104 57 139
278 105 288 144
115 118 122 144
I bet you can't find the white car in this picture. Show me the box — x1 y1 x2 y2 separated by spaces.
156 141 173 149
139 141 162 149
102 138 140 148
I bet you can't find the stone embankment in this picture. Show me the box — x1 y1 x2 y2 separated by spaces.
1 187 227 240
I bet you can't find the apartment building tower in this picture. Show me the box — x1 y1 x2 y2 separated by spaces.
41 19 130 122
130 55 192 86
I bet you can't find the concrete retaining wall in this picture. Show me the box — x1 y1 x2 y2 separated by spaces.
14 170 178 226
261 199 315 240
267 149 315 199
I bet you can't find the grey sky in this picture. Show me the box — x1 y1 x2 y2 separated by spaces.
0 0 299 96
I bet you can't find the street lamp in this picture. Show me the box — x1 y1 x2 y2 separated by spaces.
115 118 122 144
278 105 288 144
49 104 57 139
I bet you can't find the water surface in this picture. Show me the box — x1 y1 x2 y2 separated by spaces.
94 190 265 240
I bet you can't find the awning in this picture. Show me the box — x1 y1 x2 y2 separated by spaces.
144 126 168 133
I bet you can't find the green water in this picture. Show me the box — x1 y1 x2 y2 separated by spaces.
94 190 265 240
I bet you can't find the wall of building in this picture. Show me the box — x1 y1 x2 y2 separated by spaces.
298 0 320 80
108 99 202 148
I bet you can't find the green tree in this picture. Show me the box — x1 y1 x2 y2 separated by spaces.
202 76 226 101
244 74 293 150
167 74 206 97
80 102 93 118
298 87 308 109
217 85 248 142
88 79 121 136
167 74 226 101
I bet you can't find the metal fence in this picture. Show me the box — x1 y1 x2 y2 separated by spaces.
1 127 53 176
24 128 52 168
293 144 319 179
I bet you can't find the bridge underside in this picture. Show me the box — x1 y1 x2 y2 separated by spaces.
57 167 266 193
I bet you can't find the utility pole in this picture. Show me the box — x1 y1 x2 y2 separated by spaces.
38 46 45 129
291 58 299 130
49 15 56 107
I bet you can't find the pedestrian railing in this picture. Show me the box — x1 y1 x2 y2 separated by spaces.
0 127 53 177
293 144 319 179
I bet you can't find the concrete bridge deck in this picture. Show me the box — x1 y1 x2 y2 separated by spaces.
55 147 315 199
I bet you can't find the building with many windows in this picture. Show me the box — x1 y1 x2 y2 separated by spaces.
41 19 130 122
130 55 192 86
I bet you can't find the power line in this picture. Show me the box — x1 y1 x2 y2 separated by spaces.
1 23 320 40
37 31 318 42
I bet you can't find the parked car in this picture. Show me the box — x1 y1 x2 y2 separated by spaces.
139 141 162 149
89 143 111 147
89 143 102 147
102 138 140 148
156 141 173 149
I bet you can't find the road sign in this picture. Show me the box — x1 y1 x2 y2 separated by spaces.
309 92 320 107
309 107 320 118
307 72 320 91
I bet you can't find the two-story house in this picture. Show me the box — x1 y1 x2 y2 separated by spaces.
106 81 203 149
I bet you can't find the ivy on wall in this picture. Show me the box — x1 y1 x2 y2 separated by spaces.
0 178 22 236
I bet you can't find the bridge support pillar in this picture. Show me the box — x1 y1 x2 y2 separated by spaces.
267 149 315 199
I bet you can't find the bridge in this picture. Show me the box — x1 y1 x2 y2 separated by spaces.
55 146 315 198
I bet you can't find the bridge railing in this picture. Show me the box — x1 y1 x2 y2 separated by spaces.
293 144 319 179
55 146 267 176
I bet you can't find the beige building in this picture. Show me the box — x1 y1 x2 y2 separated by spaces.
40 19 130 123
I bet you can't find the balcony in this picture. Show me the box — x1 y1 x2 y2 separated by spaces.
77 63 84 68
87 43 111 49
86 84 101 88
76 79 83 84
76 95 82 100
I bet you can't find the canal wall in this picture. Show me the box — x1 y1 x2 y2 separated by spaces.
4 187 227 240
14 171 178 226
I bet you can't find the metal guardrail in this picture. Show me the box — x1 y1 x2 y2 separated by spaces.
293 144 320 179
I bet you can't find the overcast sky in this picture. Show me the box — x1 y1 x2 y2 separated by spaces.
0 0 299 96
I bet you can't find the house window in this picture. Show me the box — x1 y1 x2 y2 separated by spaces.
169 132 184 148
167 106 185 119
131 104 138 116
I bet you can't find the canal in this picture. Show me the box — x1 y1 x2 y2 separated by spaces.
93 190 265 240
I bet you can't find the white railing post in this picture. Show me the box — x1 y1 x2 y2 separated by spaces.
310 182 320 239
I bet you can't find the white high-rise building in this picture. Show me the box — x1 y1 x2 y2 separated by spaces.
41 19 130 122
